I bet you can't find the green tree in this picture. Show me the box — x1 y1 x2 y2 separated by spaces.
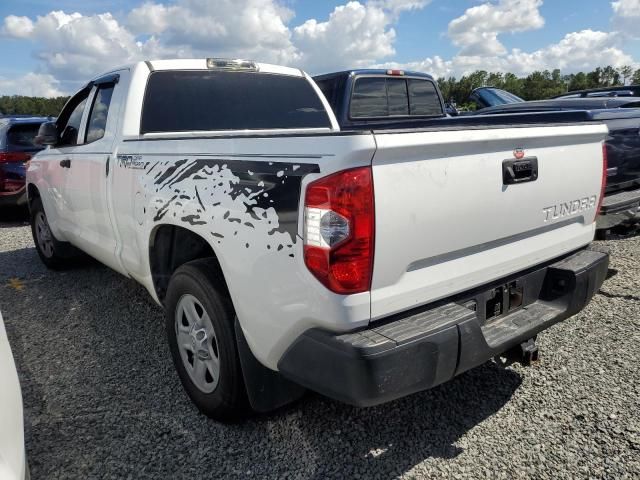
485 72 504 88
0 95 68 116
568 72 589 91
632 69 640 85
619 65 634 85
520 70 565 100
600 66 621 86
502 73 523 97
587 67 602 88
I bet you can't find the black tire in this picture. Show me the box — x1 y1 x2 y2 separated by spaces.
165 258 249 421
29 197 76 270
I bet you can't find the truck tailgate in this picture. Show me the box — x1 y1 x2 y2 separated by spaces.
370 124 608 319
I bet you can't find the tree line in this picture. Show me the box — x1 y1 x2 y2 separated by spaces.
437 65 640 109
0 95 69 117
1 65 640 116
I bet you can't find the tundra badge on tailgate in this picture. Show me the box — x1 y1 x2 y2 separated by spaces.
543 196 597 222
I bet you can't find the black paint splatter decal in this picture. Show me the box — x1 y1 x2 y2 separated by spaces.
144 158 319 256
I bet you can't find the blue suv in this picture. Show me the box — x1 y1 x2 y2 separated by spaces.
0 116 51 208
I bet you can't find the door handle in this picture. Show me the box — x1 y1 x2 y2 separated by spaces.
60 159 71 168
502 157 538 185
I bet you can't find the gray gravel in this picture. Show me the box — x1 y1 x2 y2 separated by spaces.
0 215 639 479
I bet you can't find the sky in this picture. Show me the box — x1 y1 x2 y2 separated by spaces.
0 0 639 97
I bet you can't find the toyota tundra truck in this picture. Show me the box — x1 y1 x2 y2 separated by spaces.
27 59 609 420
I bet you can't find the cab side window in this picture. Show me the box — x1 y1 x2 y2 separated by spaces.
86 85 115 143
57 89 90 147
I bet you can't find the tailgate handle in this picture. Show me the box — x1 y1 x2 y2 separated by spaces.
503 157 538 185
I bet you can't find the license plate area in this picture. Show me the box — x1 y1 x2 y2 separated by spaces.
485 282 524 322
461 280 530 325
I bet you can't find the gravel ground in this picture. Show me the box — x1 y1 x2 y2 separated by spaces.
1 212 639 479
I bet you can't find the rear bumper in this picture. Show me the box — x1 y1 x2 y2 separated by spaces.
596 188 640 229
278 248 609 407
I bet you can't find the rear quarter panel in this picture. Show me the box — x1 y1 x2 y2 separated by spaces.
113 133 377 369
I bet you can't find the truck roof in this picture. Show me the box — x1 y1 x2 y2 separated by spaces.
92 58 305 83
313 69 435 81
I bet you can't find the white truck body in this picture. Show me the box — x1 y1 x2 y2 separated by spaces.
27 59 609 411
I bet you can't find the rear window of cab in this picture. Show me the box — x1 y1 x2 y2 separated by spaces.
350 77 444 119
141 70 332 133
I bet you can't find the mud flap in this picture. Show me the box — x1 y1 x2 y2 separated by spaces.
234 319 306 413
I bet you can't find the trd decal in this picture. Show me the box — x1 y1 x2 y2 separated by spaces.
117 154 146 169
142 158 319 256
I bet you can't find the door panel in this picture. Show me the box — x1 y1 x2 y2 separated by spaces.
63 78 125 273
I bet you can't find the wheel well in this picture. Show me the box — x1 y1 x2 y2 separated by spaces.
149 225 225 302
27 184 40 204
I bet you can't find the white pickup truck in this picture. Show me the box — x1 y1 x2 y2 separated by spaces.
27 58 610 420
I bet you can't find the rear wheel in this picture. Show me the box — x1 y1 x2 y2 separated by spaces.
29 197 75 269
165 259 248 421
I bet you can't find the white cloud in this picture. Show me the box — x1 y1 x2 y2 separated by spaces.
1 0 431 90
1 1 301 93
127 2 170 35
373 56 453 78
612 0 640 15
293 1 398 73
448 0 544 56
0 72 64 97
370 0 431 15
126 0 298 65
2 15 35 38
612 0 640 38
506 29 634 73
2 10 141 83
0 0 638 97
378 29 636 78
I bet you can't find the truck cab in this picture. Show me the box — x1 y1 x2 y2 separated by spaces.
313 69 447 130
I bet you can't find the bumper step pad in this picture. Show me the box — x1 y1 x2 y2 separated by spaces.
336 303 475 355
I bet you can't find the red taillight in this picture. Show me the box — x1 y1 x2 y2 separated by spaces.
597 143 608 215
386 69 405 76
304 167 375 294
0 152 32 163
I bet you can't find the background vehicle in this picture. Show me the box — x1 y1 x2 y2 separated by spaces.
553 85 640 99
28 59 609 420
312 69 447 128
467 87 525 110
0 310 28 480
0 116 49 209
470 91 640 233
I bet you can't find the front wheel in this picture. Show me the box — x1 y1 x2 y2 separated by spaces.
29 197 75 269
165 259 249 421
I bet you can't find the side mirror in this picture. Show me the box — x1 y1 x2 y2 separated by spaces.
34 121 58 146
